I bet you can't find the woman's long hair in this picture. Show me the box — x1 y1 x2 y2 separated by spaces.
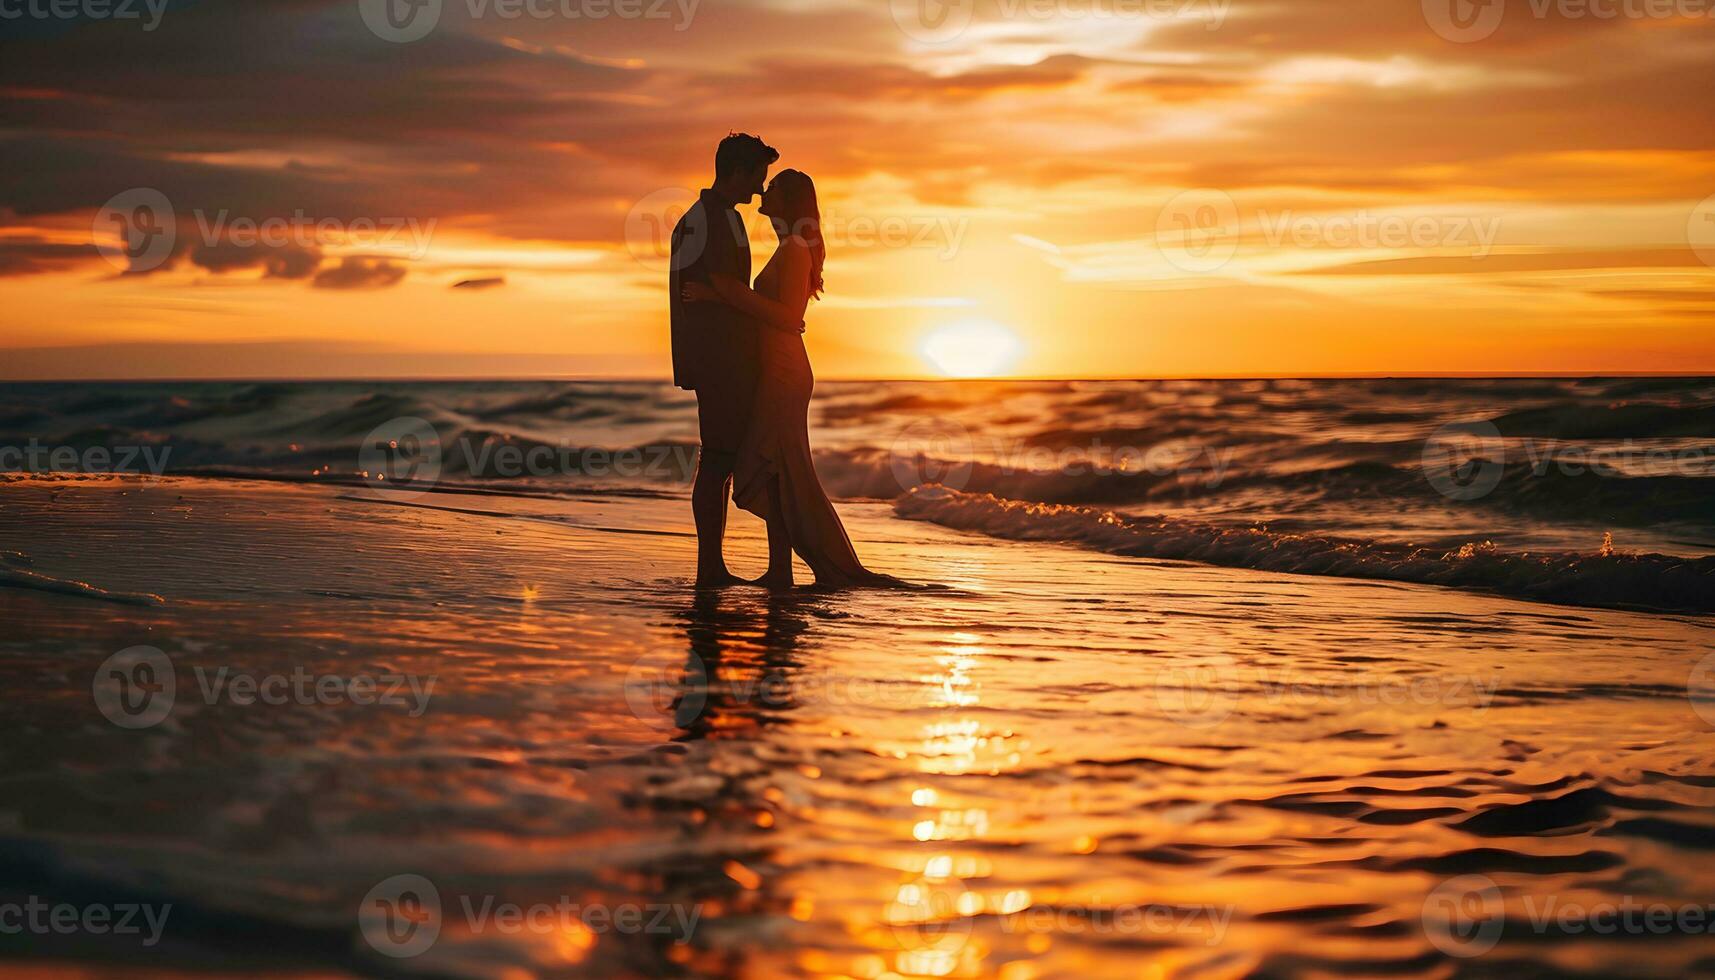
769 169 825 298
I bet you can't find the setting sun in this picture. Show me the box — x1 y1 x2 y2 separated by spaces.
919 320 1025 379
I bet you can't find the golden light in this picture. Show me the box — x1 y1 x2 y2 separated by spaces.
919 319 1024 378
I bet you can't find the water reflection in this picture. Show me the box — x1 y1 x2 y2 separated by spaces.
637 590 820 975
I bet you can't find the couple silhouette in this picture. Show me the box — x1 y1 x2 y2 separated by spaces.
669 133 899 591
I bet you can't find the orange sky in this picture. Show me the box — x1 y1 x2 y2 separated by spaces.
1 0 1712 379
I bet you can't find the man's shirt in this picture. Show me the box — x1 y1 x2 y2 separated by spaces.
669 188 756 391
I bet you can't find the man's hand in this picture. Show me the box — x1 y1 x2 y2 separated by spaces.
681 281 718 304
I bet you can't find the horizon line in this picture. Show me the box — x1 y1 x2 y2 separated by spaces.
3 371 1713 384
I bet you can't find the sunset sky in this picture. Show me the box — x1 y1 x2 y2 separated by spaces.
2 0 1712 379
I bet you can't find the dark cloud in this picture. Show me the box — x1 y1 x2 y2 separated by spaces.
0 239 99 276
452 277 505 289
191 241 322 279
311 256 406 289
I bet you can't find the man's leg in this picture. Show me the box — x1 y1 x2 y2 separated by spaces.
692 450 741 586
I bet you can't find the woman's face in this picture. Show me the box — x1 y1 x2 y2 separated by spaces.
759 178 786 218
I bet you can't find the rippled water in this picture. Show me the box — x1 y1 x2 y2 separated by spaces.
2 476 1712 978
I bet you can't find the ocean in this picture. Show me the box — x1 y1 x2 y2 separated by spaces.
1 378 1712 978
3 377 1712 612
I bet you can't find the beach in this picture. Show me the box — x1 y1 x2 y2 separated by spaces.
3 471 1712 978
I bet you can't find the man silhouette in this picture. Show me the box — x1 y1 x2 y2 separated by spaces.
669 133 778 586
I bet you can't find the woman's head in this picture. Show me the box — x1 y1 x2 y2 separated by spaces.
760 169 825 298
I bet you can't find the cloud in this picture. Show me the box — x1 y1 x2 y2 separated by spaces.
1296 248 1708 276
312 257 407 290
0 239 99 276
452 277 506 289
191 241 322 280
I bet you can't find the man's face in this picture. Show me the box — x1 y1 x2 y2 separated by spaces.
740 164 769 203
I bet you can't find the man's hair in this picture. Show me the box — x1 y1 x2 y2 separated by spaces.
714 132 778 179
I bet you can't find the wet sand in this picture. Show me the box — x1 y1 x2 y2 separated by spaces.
1 474 1712 978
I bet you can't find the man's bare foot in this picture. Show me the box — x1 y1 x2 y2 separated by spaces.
694 569 747 589
752 570 795 591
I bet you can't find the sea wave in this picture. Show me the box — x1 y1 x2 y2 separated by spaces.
892 485 1715 614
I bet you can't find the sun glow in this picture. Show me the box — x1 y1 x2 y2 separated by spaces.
919 319 1024 378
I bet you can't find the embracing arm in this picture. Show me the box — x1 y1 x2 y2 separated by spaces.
708 241 812 335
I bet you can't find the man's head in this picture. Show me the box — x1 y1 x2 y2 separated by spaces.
711 133 778 204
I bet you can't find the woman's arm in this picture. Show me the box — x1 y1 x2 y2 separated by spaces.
708 241 812 334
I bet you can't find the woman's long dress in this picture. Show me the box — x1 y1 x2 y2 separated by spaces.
730 250 876 585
